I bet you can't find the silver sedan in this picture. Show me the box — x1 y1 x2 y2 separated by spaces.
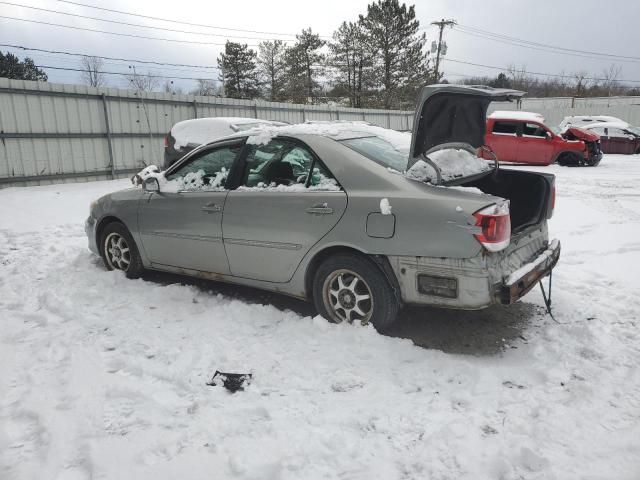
86 85 560 331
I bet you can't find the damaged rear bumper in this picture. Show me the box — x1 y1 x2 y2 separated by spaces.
387 228 560 310
497 239 561 304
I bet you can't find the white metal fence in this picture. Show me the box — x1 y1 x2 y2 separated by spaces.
1 77 639 187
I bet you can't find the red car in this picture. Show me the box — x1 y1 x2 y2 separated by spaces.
483 111 602 166
579 122 640 155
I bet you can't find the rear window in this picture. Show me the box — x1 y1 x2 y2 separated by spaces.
338 136 408 171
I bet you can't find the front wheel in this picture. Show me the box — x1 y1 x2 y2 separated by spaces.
100 222 144 279
312 254 400 332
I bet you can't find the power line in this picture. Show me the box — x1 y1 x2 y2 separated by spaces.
454 24 640 64
1 43 219 69
0 1 296 42
0 15 262 47
34 64 216 81
55 0 331 39
443 57 640 84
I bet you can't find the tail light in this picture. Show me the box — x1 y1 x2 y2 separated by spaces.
473 202 511 252
550 185 556 218
164 133 170 148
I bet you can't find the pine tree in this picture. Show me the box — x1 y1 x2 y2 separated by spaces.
217 41 261 100
360 0 431 109
257 40 287 101
284 29 325 104
0 52 48 81
329 21 372 108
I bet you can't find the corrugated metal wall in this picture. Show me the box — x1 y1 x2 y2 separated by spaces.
1 77 639 187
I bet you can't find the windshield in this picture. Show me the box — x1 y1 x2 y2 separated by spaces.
338 136 409 171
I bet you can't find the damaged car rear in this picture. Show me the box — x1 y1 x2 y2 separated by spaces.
86 85 560 332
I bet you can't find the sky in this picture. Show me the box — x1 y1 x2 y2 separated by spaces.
1 0 639 94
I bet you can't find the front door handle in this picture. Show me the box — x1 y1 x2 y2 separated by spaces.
202 202 222 213
305 203 333 215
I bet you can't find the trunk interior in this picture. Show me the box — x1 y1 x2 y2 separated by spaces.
462 169 551 234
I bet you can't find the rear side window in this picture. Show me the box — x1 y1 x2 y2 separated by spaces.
339 136 408 171
241 139 339 190
492 121 519 135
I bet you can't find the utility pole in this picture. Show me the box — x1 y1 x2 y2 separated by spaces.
431 18 456 83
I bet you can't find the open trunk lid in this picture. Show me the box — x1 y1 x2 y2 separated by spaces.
408 85 524 169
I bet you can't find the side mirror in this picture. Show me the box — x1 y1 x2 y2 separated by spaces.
142 177 160 192
545 131 553 141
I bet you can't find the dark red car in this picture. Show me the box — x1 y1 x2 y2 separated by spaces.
579 122 640 155
483 111 602 166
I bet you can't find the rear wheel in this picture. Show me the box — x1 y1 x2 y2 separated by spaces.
100 222 144 279
312 254 400 332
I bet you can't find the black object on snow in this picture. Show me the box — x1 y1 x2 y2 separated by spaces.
207 371 252 393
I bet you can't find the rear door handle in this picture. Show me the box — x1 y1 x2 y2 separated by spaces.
305 203 333 215
202 202 222 213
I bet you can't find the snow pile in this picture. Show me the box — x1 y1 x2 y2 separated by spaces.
406 148 492 184
1 154 640 479
379 198 392 215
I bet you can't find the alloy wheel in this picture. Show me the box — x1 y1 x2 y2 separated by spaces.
104 232 131 271
322 269 374 324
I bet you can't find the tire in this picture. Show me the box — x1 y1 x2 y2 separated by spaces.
312 253 400 332
100 222 144 279
556 152 582 167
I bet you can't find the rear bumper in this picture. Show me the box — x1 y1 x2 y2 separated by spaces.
497 239 560 304
387 229 560 309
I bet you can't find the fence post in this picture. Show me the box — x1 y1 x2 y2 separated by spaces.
302 107 306 122
101 93 115 179
254 100 259 118
387 112 391 129
362 110 366 121
336 108 340 120
192 100 198 118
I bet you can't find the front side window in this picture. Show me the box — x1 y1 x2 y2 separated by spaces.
240 139 339 191
165 144 242 191
523 123 547 138
492 121 519 135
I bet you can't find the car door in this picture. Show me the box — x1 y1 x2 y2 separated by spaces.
517 122 556 165
486 120 520 162
608 128 636 154
222 138 347 283
138 140 244 274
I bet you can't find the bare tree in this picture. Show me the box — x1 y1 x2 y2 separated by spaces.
573 70 590 97
192 78 221 96
126 68 159 92
161 79 183 95
80 56 106 87
601 64 623 97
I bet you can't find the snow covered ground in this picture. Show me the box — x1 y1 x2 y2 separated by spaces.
1 155 639 480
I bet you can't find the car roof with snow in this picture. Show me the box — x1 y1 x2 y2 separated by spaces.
579 121 632 131
170 117 288 149
221 121 411 151
488 110 546 123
